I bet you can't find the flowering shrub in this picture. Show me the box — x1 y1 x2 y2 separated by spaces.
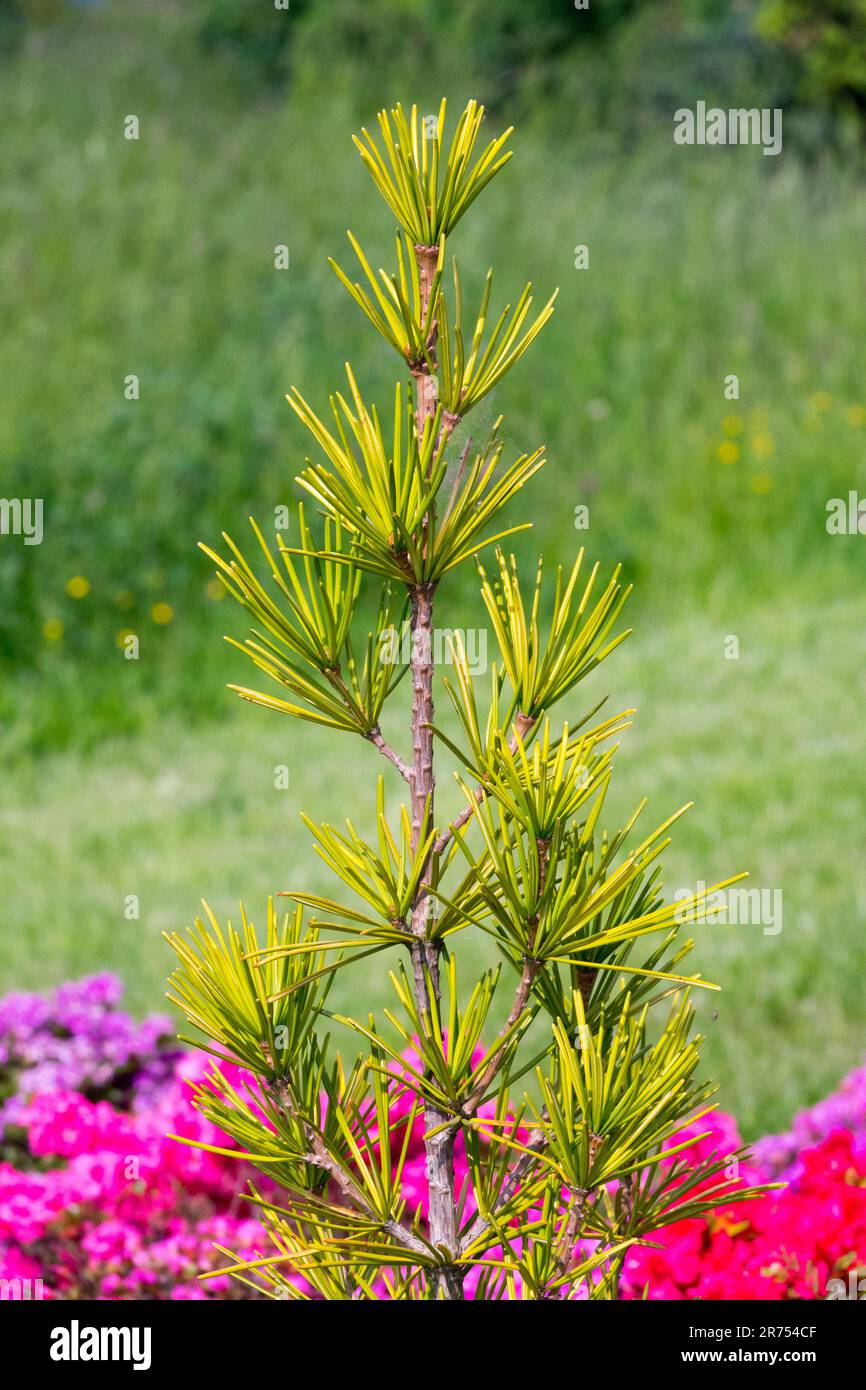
0 973 179 1128
0 977 266 1299
752 1058 866 1181
1 975 865 1300
621 1092 866 1301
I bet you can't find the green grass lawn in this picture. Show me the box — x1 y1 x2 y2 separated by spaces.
3 581 864 1141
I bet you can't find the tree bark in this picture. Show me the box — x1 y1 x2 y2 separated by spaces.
408 242 462 1299
413 243 441 431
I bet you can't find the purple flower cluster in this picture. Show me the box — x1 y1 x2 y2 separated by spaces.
752 1058 866 1181
0 976 273 1299
0 973 182 1130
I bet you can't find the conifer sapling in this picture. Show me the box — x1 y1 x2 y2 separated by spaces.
166 99 766 1301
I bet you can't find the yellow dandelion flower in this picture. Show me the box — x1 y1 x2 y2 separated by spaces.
845 405 866 428
43 617 63 642
65 575 90 599
751 473 774 495
751 431 775 459
716 440 739 465
116 628 137 649
205 577 226 601
151 602 174 625
722 415 743 436
809 391 831 413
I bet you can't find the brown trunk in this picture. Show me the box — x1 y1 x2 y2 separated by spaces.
408 242 462 1299
413 243 440 435
408 582 440 995
409 587 460 1298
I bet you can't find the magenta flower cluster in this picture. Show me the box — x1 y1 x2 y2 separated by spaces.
618 1062 866 1300
621 1120 866 1301
0 973 180 1128
0 977 265 1299
1 975 865 1300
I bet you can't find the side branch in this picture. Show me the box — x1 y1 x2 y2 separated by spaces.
461 835 549 1115
302 1128 430 1260
365 725 412 782
433 710 537 856
271 1076 430 1262
460 1123 549 1256
544 1190 589 1299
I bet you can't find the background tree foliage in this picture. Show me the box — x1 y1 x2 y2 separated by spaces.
194 0 866 133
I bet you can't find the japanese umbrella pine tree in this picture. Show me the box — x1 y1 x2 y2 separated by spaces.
166 100 764 1301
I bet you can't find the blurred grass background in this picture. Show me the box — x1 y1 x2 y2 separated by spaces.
1 0 865 1136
